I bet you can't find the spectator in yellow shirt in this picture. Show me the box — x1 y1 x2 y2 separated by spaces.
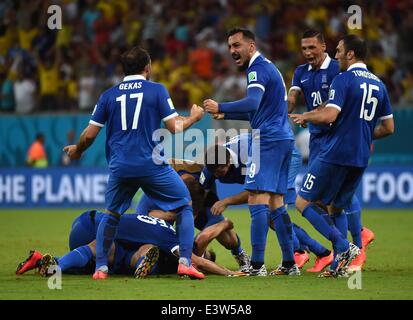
37 49 62 111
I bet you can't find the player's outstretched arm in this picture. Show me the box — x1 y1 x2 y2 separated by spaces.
211 191 249 215
164 104 204 133
210 112 250 121
287 88 301 113
63 124 101 159
191 253 232 276
373 117 394 139
203 86 264 114
289 106 339 126
211 112 225 120
194 219 234 255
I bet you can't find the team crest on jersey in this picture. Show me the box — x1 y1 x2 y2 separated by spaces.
248 71 257 82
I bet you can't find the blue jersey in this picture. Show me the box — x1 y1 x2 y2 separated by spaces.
90 212 178 254
90 75 179 177
200 133 301 187
320 63 393 167
220 52 293 142
291 55 340 135
247 53 293 141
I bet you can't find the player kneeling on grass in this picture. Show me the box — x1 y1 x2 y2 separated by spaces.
16 211 245 278
137 159 251 273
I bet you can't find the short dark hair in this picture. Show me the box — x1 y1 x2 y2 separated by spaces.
227 27 255 41
342 34 367 60
302 29 325 43
120 46 150 76
205 144 231 173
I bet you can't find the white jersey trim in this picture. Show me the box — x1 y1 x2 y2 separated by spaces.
162 112 179 122
171 245 180 256
326 103 342 111
123 74 146 81
89 120 104 127
347 63 367 71
308 54 331 71
248 51 261 68
247 83 265 92
289 86 302 92
379 114 393 120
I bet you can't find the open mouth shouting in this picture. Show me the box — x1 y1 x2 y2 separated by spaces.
232 52 242 65
306 56 316 64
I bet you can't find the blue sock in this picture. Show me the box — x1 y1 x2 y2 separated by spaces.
175 204 194 265
346 196 362 248
293 223 328 257
291 226 301 252
249 204 269 267
332 210 348 239
302 204 349 253
57 245 93 272
332 210 348 266
231 234 243 256
95 213 119 271
330 245 338 270
270 206 294 263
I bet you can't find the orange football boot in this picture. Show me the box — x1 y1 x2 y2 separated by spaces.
306 252 334 273
92 270 108 280
177 263 205 279
348 248 366 272
361 227 375 249
294 252 310 268
16 250 43 275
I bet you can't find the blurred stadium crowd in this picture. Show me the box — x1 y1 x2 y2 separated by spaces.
1 0 413 114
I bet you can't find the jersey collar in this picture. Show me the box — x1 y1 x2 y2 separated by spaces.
248 51 261 68
347 62 367 71
123 75 146 81
308 54 331 71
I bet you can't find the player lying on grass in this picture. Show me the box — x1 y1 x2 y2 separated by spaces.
16 212 244 278
200 133 333 274
137 158 250 272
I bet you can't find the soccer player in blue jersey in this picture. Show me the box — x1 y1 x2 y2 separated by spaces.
288 30 375 272
201 134 333 272
63 47 205 280
290 35 394 277
136 161 251 273
204 28 298 276
17 212 236 277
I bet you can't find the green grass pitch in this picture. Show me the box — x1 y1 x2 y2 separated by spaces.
0 208 412 300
